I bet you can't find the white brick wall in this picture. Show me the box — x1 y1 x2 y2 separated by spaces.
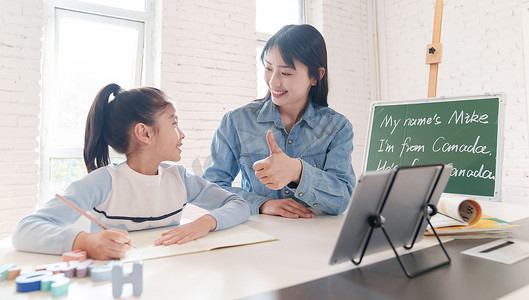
377 0 529 204
160 0 257 175
0 0 44 239
317 0 373 173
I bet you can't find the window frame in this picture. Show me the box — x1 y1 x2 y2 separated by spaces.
40 0 155 206
256 0 305 45
255 0 305 97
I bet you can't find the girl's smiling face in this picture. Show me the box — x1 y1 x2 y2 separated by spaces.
264 46 317 111
151 104 185 163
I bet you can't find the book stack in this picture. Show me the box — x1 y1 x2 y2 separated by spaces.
426 195 518 239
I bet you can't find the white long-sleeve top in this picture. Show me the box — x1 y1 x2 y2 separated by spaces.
12 162 250 255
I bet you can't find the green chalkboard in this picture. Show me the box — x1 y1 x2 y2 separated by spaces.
364 95 504 199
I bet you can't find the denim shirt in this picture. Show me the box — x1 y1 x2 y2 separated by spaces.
203 98 356 215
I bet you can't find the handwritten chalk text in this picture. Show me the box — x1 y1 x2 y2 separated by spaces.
400 137 425 158
403 113 441 127
379 115 400 135
448 110 489 125
432 136 491 155
450 164 495 180
377 139 394 153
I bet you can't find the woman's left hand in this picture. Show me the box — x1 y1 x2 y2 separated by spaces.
253 130 302 190
154 215 217 246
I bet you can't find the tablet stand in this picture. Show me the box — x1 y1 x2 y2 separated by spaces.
351 204 451 278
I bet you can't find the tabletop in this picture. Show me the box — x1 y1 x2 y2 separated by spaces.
1 200 528 299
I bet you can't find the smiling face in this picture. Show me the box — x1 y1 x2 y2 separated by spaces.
151 104 185 163
264 46 317 113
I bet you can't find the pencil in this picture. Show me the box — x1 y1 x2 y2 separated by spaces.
55 194 136 249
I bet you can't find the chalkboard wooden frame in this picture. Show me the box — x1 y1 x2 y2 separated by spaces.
363 94 505 201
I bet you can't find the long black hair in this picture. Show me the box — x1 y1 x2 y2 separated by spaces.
83 83 172 173
260 24 329 107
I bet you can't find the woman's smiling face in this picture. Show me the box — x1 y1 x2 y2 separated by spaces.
264 46 316 110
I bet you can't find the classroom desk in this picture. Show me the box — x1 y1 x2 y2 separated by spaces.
1 201 529 299
248 219 529 300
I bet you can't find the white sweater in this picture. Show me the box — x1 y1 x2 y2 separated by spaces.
12 162 250 255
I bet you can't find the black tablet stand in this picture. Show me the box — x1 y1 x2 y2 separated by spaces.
351 203 451 278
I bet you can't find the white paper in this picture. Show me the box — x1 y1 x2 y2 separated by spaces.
122 224 277 262
429 213 467 228
462 239 529 264
437 194 482 226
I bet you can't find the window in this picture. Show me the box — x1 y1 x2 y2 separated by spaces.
256 0 305 97
40 0 155 204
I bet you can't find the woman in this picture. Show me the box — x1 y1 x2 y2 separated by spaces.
203 24 355 218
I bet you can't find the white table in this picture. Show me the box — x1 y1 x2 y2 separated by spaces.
1 201 528 299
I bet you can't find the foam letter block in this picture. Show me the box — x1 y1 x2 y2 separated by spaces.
0 263 16 281
112 261 143 298
35 262 68 274
41 273 70 297
40 273 63 291
8 267 21 280
62 250 87 262
67 259 93 278
16 270 53 292
61 265 76 278
90 262 113 282
51 275 70 297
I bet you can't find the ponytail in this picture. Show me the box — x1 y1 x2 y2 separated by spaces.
84 84 121 173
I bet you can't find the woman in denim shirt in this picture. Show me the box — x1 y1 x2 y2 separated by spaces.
203 24 356 218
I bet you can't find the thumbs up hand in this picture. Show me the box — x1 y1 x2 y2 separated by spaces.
266 128 282 155
253 130 302 190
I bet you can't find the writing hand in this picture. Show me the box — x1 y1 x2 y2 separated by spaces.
153 215 217 246
253 130 302 190
260 198 315 219
73 228 132 260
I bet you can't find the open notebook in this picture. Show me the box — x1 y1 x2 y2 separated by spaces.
122 224 277 262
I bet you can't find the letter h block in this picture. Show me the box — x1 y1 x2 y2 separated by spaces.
112 260 143 298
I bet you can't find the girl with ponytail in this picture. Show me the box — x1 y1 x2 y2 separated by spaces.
13 84 250 260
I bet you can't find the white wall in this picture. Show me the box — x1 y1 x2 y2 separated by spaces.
160 0 257 173
0 0 44 239
376 0 529 204
318 0 373 172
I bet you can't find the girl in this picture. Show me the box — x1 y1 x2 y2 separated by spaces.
203 24 356 218
12 84 250 260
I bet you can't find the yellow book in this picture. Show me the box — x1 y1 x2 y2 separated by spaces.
426 194 518 237
426 214 518 236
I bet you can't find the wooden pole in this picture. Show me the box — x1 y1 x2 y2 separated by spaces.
427 0 444 98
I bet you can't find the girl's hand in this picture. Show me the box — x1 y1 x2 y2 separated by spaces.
253 130 302 190
72 228 132 260
154 215 217 246
260 198 315 219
